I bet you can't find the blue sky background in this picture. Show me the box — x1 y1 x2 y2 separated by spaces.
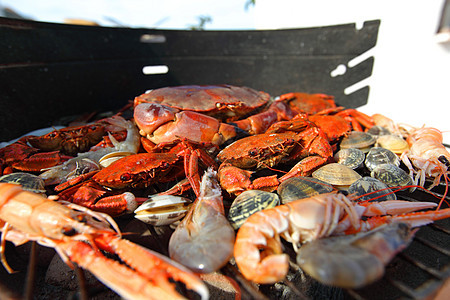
0 0 256 29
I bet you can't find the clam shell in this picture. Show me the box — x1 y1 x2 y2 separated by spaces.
334 148 365 170
99 151 136 168
376 135 409 155
134 195 192 226
370 164 413 188
277 176 333 204
364 147 400 172
366 125 391 138
312 163 362 189
0 172 46 194
228 190 279 229
348 176 397 201
339 131 376 153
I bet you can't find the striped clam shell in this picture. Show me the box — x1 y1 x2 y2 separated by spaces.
370 163 413 188
364 147 400 172
0 172 46 194
228 190 279 230
277 176 333 204
334 148 365 170
348 176 397 201
134 195 192 226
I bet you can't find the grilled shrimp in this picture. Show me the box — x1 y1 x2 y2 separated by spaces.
168 168 235 273
0 183 208 300
233 192 450 284
401 126 450 192
296 222 415 289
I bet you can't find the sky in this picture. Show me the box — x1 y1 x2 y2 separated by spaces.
0 0 256 29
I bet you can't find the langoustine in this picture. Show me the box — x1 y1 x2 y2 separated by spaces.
0 183 208 300
233 191 450 284
168 168 235 273
401 126 450 194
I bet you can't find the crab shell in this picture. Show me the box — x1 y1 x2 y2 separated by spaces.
92 152 182 189
134 195 192 226
134 85 271 122
217 132 298 169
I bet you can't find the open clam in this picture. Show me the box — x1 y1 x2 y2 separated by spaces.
134 194 192 226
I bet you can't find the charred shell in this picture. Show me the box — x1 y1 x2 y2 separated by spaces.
364 147 400 172
134 195 192 226
277 176 333 204
370 164 413 188
339 131 376 153
0 172 46 194
312 163 362 189
348 176 397 201
228 190 279 229
334 148 365 170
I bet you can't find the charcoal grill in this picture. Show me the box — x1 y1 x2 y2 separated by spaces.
0 17 449 299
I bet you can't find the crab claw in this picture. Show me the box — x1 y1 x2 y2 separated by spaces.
134 102 179 138
59 234 209 300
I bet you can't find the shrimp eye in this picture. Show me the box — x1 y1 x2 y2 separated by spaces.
438 155 450 169
62 226 77 236
76 215 87 223
120 173 132 181
248 149 258 156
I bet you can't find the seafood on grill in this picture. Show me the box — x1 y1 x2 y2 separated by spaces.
277 92 374 131
296 222 415 288
333 148 365 170
0 183 209 300
312 163 362 189
39 115 141 186
25 120 109 156
217 114 333 195
134 194 192 226
227 189 280 229
401 126 450 194
339 131 377 153
233 191 449 284
168 168 235 273
0 136 69 176
133 85 282 149
0 172 46 195
277 176 333 204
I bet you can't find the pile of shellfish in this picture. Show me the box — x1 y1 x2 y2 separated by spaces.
1 85 449 298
